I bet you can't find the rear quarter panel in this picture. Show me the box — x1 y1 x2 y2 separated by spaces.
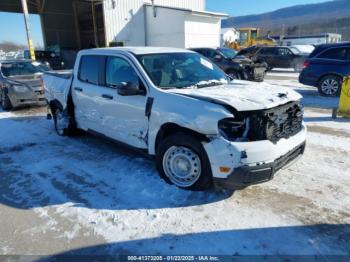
44 71 73 108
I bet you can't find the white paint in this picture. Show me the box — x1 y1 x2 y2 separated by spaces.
184 13 222 48
145 6 224 48
44 47 306 184
145 6 186 48
102 0 207 47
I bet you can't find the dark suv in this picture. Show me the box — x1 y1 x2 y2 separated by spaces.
238 46 307 72
299 43 350 96
190 47 267 82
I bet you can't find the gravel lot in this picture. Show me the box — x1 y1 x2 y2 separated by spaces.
0 70 349 256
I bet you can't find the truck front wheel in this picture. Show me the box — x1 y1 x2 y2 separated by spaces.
156 133 213 191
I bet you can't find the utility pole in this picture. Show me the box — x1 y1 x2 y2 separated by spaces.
21 0 36 60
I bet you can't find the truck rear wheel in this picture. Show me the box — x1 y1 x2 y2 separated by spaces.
53 107 76 136
1 89 13 111
156 133 213 191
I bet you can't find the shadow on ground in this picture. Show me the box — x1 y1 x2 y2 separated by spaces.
0 115 232 211
37 224 350 258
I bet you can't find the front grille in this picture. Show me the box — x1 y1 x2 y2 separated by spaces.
248 102 303 143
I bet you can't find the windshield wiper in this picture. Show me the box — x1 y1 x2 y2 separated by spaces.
194 80 225 89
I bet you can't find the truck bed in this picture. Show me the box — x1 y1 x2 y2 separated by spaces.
44 70 73 108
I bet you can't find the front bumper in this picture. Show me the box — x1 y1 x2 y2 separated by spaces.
204 124 307 190
213 142 306 190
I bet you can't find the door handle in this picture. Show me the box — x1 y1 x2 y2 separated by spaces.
74 87 83 92
101 94 113 100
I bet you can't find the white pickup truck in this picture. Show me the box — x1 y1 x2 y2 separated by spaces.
43 47 306 191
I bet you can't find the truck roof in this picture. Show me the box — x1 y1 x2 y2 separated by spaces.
80 47 194 56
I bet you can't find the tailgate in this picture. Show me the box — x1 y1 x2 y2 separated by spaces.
44 70 73 108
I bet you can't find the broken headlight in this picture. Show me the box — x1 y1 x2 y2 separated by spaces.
218 117 248 141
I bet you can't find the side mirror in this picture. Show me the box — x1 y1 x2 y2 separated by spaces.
214 55 223 61
116 82 145 96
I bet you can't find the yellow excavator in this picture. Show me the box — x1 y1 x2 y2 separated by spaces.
228 28 276 51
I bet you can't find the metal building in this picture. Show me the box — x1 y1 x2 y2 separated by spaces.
0 0 227 50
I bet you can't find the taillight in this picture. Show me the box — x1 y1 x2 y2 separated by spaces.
303 60 310 68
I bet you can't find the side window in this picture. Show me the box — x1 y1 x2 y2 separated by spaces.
260 48 274 55
279 48 292 56
106 56 139 88
318 48 347 60
206 50 217 58
79 55 101 84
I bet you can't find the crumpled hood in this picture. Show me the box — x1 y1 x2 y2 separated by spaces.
168 80 302 111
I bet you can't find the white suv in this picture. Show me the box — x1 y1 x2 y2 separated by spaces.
44 47 306 191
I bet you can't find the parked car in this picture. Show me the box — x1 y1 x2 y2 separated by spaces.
299 42 350 96
190 47 267 82
290 45 315 56
0 60 49 110
24 50 65 70
44 47 306 191
238 46 307 72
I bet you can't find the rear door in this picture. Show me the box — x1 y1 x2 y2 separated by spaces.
257 47 276 67
316 47 348 76
71 55 105 132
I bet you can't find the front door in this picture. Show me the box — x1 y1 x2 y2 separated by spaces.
277 48 294 68
100 55 149 149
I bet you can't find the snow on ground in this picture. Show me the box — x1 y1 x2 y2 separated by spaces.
266 69 300 78
0 77 349 256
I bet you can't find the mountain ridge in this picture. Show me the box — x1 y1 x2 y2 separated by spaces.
221 0 350 41
222 0 350 28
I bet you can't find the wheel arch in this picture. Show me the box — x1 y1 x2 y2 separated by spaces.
153 123 210 155
317 73 344 86
49 99 63 112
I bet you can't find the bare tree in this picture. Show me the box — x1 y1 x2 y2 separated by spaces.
0 41 26 52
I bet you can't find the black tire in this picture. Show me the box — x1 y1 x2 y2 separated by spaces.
156 133 213 191
52 106 76 136
1 89 12 111
318 75 342 97
227 70 241 80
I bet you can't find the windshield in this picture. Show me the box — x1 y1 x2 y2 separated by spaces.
219 48 237 59
289 47 301 55
0 61 50 77
137 53 228 89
